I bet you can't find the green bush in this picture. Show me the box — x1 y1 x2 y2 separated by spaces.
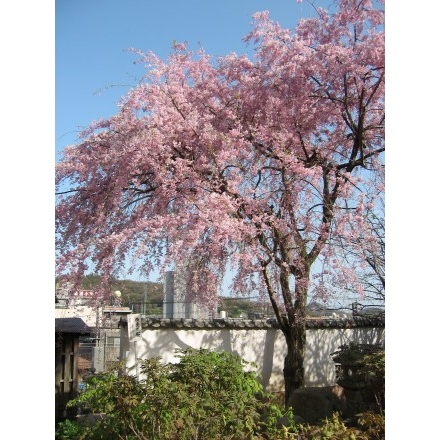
55 419 88 440
56 348 384 439
272 412 385 440
356 411 385 440
57 366 146 439
56 348 285 439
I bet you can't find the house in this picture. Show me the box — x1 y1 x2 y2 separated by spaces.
55 317 92 424
55 288 132 423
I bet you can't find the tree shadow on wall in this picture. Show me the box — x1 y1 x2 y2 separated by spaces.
304 326 385 387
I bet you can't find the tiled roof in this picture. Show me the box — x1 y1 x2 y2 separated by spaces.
140 315 385 330
55 317 93 334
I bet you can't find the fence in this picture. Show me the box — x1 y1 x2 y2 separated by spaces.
124 314 385 394
77 330 121 377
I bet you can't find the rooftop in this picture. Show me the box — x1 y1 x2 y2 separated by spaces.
55 317 93 334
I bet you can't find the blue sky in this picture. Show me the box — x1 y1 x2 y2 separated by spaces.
56 0 331 159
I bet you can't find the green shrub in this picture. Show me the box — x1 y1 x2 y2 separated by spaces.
56 348 386 439
283 411 384 440
357 411 385 440
56 348 284 439
55 419 89 440
57 364 145 439
164 348 264 438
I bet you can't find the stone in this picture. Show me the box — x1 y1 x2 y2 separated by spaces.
287 386 343 424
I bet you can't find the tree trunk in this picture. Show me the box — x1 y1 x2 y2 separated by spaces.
283 321 306 406
282 281 308 407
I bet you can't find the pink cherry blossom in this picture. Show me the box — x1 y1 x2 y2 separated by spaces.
56 0 384 402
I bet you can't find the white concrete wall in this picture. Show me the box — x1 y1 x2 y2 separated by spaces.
125 320 384 393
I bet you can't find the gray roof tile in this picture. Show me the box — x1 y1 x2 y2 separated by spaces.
55 317 92 334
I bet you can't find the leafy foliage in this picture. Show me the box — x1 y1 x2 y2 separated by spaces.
56 348 289 439
287 412 384 440
56 348 385 439
356 412 385 440
55 419 86 440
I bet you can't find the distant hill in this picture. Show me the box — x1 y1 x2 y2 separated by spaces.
58 275 384 319
55 274 163 312
56 274 290 318
80 275 163 313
